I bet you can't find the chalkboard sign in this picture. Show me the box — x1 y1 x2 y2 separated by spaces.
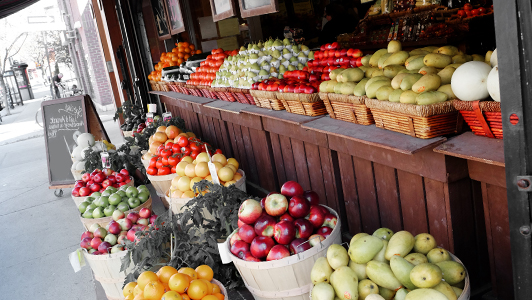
165 0 185 34
151 0 171 39
42 95 109 188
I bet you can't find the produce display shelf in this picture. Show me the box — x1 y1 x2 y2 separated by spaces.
433 131 505 167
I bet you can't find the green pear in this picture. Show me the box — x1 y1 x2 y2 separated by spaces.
349 260 368 280
394 288 408 300
435 261 466 285
452 286 463 297
373 228 394 241
339 82 357 95
379 286 395 300
413 233 437 255
359 279 380 300
404 253 428 265
372 240 388 263
390 256 416 290
385 231 415 260
388 40 402 53
433 281 457 300
287 65 296 71
330 266 359 300
427 248 451 264
282 48 290 55
272 50 281 59
366 261 402 291
404 289 448 300
312 257 334 284
327 244 350 270
348 235 384 264
312 282 336 300
409 263 443 288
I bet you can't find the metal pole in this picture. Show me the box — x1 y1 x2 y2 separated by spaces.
42 31 55 99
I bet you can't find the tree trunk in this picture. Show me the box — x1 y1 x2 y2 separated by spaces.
0 75 10 115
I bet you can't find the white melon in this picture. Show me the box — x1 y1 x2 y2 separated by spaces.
490 48 498 67
451 61 492 101
71 145 83 161
76 161 85 171
487 66 501 102
80 146 92 159
77 133 95 147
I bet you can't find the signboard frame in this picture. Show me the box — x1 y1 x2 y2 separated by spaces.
209 0 237 22
151 0 171 40
237 0 279 18
164 0 186 35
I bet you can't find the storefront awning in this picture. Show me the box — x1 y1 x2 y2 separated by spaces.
0 0 40 19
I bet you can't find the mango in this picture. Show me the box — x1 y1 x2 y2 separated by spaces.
359 279 380 300
376 87 394 101
389 89 403 103
348 235 384 264
437 45 459 56
388 40 402 53
433 281 457 300
330 68 346 81
367 81 392 99
436 261 466 285
391 73 408 89
394 288 408 300
366 76 391 91
372 240 389 262
400 74 422 91
372 69 384 78
413 233 437 255
330 266 359 300
404 253 428 265
398 69 410 74
354 79 370 96
449 63 463 68
378 53 393 69
472 54 484 61
319 81 330 92
385 231 415 260
416 91 448 105
339 68 365 83
366 261 402 291
437 66 456 85
349 260 368 280
369 49 389 68
313 282 336 300
423 46 439 53
359 66 369 72
399 90 418 104
452 287 463 297
485 51 493 64
404 289 448 300
390 256 416 290
410 263 443 288
362 55 372 67
383 65 406 78
368 295 386 300
418 66 438 75
412 74 441 93
453 280 465 289
366 68 379 78
327 244 350 270
423 54 452 68
334 82 344 94
405 56 425 70
409 49 430 56
383 51 410 67
452 54 467 64
312 257 334 284
373 228 394 241
427 248 451 264
379 287 395 300
326 81 339 93
339 82 358 95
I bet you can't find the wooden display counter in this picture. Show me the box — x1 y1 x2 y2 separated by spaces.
152 91 494 297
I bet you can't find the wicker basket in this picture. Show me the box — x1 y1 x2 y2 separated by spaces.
229 88 253 105
250 90 285 110
147 173 178 197
149 80 159 91
452 99 504 139
159 82 170 92
79 197 152 230
320 93 375 125
366 99 460 139
83 249 133 300
277 92 327 116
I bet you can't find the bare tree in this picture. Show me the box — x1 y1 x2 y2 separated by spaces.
0 32 28 116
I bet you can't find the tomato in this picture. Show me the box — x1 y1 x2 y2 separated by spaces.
177 136 189 147
190 150 200 159
171 165 176 173
181 146 191 157
168 154 180 166
147 166 158 175
160 149 172 157
149 156 159 168
156 158 164 169
464 3 472 11
215 149 223 155
190 142 200 152
158 166 171 175
165 142 174 150
156 144 166 155
171 143 181 153
161 156 169 165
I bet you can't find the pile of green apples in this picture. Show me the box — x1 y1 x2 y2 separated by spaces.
311 228 466 300
78 185 150 219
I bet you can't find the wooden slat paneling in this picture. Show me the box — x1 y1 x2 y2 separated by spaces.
424 178 452 251
373 163 403 232
249 129 277 192
279 135 297 182
304 142 327 204
397 170 429 235
319 147 339 212
237 125 260 185
338 152 362 235
291 139 311 191
270 133 287 185
352 157 381 234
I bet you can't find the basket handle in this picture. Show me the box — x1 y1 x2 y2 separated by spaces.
472 100 495 138
407 117 416 137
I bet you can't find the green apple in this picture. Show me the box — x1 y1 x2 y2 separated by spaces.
109 193 122 206
116 190 127 198
82 208 94 219
128 197 141 208
117 202 130 212
91 192 102 198
98 196 109 207
85 196 95 203
126 186 139 198
104 205 116 217
101 190 112 197
119 185 129 192
87 203 97 210
138 191 150 203
92 207 105 219
78 201 90 214
106 186 118 193
137 185 148 192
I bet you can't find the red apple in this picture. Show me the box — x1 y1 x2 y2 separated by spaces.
238 219 246 228
279 213 294 222
323 213 338 229
260 198 266 209
127 228 139 242
317 226 333 239
238 199 263 224
288 195 310 219
80 237 92 249
81 173 90 182
81 231 94 240
230 232 242 246
90 183 101 192
117 218 133 231
464 3 472 11
112 210 125 221
94 227 107 239
281 181 304 198
308 206 326 228
117 234 127 245
101 179 111 189
471 8 480 16
230 240 250 259
91 251 101 255
108 222 122 235
274 221 296 245
149 214 158 225
242 251 261 262
79 187 91 197
98 241 112 253
351 49 363 58
71 187 80 197
93 173 105 184
289 238 311 254
90 237 103 249
126 212 140 224
254 214 277 237
250 236 275 259
308 234 325 247
457 9 466 17
108 175 116 184
238 224 257 244
303 191 320 206
115 173 125 183
86 180 94 186
120 169 129 177
139 208 151 219
102 168 113 177
294 219 314 239
267 245 291 261
74 181 85 188
137 218 149 226
265 194 288 217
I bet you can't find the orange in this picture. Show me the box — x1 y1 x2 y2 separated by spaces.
178 52 184 58
201 296 218 300
168 273 191 293
133 284 144 297
213 293 224 300
182 42 189 48
138 271 159 291
161 291 183 300
184 54 191 60
133 294 146 300
195 265 214 281
181 295 191 300
158 266 179 284
187 280 208 299
125 295 135 300
123 282 138 297
178 267 198 280
189 44 195 51
196 50 202 54
199 279 213 295
211 284 220 294
177 42 183 47
144 280 165 300
177 58 184 65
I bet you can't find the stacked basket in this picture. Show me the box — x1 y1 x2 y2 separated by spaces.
452 99 504 139
277 92 327 117
250 90 285 110
320 93 375 125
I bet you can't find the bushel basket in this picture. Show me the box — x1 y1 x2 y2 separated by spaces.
83 249 133 300
452 99 504 139
320 93 374 125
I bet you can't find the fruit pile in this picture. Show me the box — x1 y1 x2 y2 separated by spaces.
451 3 492 19
148 42 202 82
169 153 241 198
319 40 496 106
122 265 225 300
211 38 313 89
251 70 320 94
79 208 156 255
310 229 466 300
70 133 115 174
308 43 364 81
78 184 150 220
230 181 337 262
187 48 232 87
72 168 132 197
